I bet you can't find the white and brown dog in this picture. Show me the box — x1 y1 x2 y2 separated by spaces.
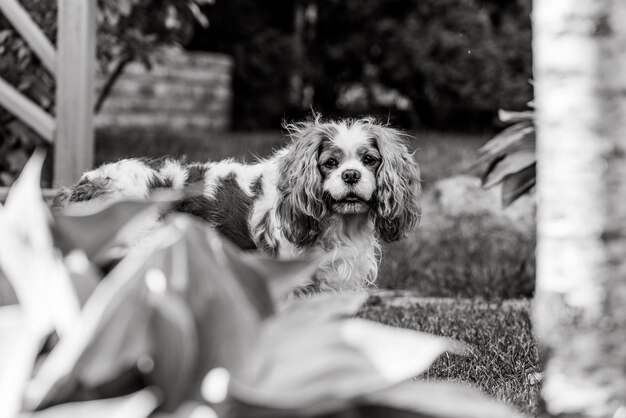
55 117 421 295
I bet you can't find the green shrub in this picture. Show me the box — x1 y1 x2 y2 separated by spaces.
194 0 533 130
311 0 533 130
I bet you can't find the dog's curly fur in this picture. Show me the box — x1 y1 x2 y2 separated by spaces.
55 116 421 295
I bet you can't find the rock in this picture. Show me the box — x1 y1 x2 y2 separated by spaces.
423 175 536 235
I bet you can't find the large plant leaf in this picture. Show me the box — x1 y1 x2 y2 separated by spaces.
0 305 48 418
27 216 266 411
479 119 534 155
0 153 80 418
0 152 80 337
482 140 535 188
229 312 465 415
359 380 527 418
275 292 370 324
473 120 535 170
175 220 262 379
146 289 198 412
221 240 325 316
473 109 537 206
23 388 159 418
501 165 536 207
63 251 101 307
52 200 161 259
25 240 159 409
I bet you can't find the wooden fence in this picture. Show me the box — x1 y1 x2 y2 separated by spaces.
0 0 95 194
96 52 233 132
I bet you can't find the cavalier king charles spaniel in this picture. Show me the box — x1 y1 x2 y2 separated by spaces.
54 117 421 295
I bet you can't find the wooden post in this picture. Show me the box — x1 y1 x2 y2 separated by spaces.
54 0 96 186
534 0 626 416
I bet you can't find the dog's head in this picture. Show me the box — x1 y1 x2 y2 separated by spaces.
277 116 421 246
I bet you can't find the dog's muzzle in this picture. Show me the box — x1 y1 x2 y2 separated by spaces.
330 193 371 215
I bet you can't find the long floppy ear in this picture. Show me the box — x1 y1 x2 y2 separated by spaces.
276 121 327 247
370 124 421 243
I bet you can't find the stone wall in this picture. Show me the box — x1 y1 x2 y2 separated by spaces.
96 52 233 131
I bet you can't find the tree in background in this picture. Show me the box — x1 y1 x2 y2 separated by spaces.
308 0 533 130
191 0 533 130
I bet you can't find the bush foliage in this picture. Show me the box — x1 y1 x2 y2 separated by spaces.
192 0 533 130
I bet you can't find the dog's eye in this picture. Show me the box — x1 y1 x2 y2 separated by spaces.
323 158 338 168
362 155 379 165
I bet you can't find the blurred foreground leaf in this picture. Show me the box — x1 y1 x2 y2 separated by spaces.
52 200 161 259
0 153 79 418
229 293 465 416
221 241 323 316
0 152 80 336
361 380 526 418
25 240 158 409
0 305 47 418
22 388 159 418
148 289 198 411
26 215 310 412
0 155 527 418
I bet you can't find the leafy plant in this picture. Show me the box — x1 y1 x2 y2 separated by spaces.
475 109 536 206
293 0 533 129
190 0 533 130
0 154 526 417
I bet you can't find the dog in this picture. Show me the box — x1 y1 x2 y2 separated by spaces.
54 116 421 295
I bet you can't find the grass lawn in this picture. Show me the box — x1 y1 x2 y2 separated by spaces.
95 127 488 189
359 292 541 417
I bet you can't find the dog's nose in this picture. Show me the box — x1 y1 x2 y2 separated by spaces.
342 169 361 184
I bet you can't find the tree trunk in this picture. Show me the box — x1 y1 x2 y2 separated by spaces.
533 0 626 417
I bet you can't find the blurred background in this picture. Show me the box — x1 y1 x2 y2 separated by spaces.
0 4 540 411
0 0 535 298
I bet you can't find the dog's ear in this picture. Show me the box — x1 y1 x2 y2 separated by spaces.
370 124 421 243
277 121 327 247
